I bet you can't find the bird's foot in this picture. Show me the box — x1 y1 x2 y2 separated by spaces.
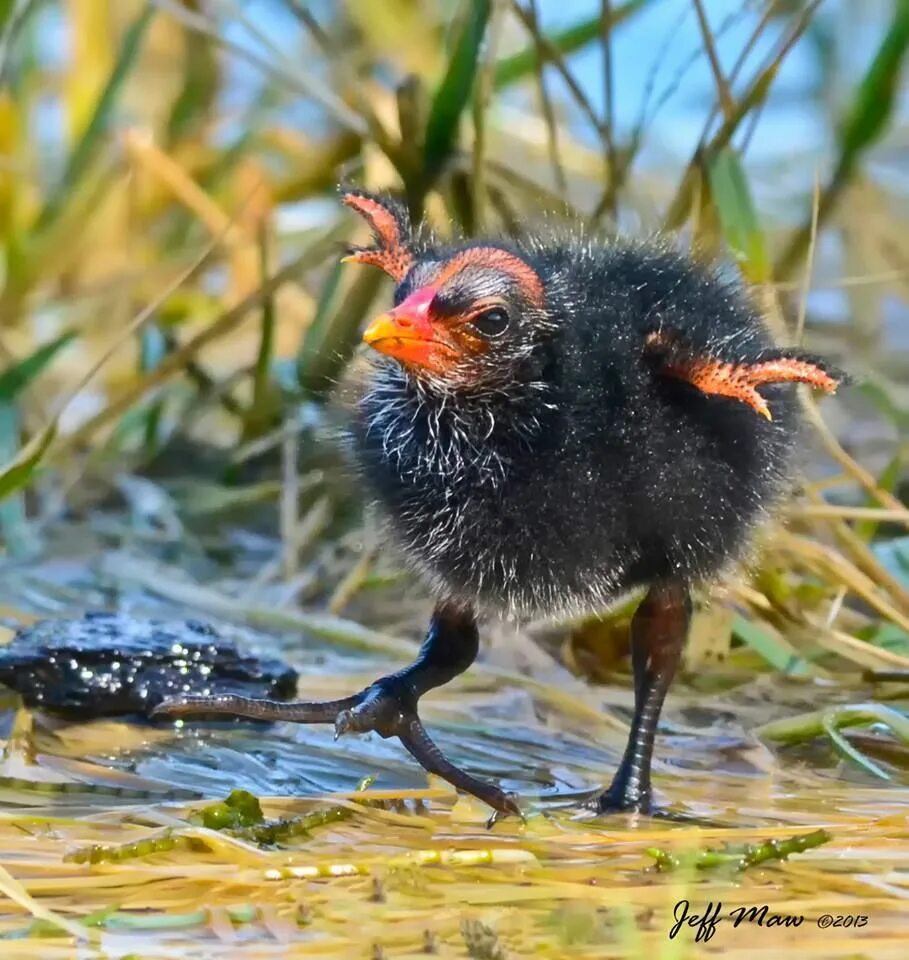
590 790 654 817
588 771 653 816
153 677 521 821
331 676 416 740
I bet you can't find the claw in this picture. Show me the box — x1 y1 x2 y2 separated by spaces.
334 709 354 739
397 713 522 818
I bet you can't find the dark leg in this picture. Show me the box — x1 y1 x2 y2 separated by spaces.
153 601 520 818
595 581 690 814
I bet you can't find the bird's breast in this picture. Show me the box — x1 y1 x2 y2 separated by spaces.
352 381 634 617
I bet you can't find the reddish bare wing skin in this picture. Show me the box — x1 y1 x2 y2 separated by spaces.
341 192 414 282
645 331 842 420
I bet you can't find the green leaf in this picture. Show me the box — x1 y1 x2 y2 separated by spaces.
838 0 909 175
0 0 16 31
0 421 57 502
732 616 812 677
0 402 36 557
708 148 770 282
165 22 219 145
493 0 649 89
857 623 909 655
34 4 154 233
856 450 904 541
422 0 491 182
0 330 75 402
296 259 381 397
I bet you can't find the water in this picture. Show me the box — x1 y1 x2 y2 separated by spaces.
0 515 907 956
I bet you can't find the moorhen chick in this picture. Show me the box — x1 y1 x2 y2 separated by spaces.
157 189 844 818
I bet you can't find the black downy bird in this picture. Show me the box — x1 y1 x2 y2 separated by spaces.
157 190 845 818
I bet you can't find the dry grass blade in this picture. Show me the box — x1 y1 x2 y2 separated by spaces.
510 0 606 138
97 551 416 659
800 396 906 514
0 861 94 942
692 0 734 123
663 0 821 230
149 0 367 135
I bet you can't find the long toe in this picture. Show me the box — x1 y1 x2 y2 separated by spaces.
153 693 362 724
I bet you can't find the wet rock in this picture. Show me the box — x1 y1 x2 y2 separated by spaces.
0 612 297 719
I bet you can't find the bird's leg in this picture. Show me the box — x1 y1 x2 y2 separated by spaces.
594 581 691 815
154 601 521 818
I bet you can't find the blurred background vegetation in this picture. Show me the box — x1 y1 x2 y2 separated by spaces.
0 0 907 704
1 2 909 954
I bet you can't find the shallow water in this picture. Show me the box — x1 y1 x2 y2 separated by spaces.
0 520 907 959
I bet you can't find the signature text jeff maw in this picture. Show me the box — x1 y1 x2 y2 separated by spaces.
669 900 869 942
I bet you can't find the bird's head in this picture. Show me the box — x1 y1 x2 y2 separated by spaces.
341 189 551 392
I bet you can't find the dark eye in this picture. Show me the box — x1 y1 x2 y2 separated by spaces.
470 307 509 338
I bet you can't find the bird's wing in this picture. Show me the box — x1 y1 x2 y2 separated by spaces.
644 329 846 421
340 189 414 282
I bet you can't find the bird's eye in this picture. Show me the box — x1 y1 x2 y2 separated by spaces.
470 307 510 338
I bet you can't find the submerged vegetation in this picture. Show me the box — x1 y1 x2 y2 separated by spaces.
0 0 907 957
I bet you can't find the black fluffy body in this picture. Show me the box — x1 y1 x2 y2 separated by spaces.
352 227 813 619
149 197 844 818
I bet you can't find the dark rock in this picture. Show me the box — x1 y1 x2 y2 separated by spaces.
0 612 297 719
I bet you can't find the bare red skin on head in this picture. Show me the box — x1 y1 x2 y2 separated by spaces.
341 190 545 376
374 249 545 374
645 331 841 420
363 285 459 374
388 285 436 339
433 247 546 308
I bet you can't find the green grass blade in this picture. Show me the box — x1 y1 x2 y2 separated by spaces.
422 0 491 183
139 324 167 451
838 0 909 175
759 702 909 744
732 615 812 677
298 266 381 397
34 4 154 233
493 0 649 90
0 330 75 401
0 401 37 557
0 1 16 29
708 147 770 283
165 22 219 145
856 450 904 541
0 324 61 540
296 257 343 395
858 623 909 657
823 712 892 781
0 420 57 501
